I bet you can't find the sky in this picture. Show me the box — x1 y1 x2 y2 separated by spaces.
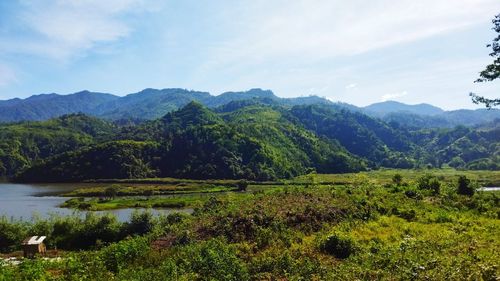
0 0 499 109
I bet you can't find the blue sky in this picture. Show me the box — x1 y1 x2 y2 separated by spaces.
0 0 499 109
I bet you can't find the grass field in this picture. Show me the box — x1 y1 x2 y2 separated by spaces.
60 169 500 211
1 169 499 280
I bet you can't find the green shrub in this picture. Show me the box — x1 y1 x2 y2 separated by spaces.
0 218 27 252
100 236 150 273
398 209 417 221
189 238 249 281
404 189 422 200
434 210 453 223
105 185 120 199
249 250 325 279
417 175 441 195
321 233 357 259
17 259 48 281
392 173 403 185
124 210 156 236
237 179 249 192
457 175 475 196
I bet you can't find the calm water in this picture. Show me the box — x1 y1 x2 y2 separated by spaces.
0 183 192 222
481 187 500 192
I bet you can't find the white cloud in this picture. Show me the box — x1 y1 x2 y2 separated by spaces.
345 83 357 90
5 0 157 60
381 91 408 101
198 0 499 71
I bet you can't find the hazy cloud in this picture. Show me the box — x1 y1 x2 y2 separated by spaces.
381 91 408 101
200 0 499 70
345 83 357 90
3 0 158 60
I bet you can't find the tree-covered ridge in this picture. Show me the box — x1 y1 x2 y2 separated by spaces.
0 91 118 122
0 114 117 177
16 102 365 182
4 102 499 182
409 126 500 170
16 141 158 182
2 87 499 129
289 104 414 168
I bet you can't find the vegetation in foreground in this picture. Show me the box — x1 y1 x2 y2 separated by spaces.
1 171 499 280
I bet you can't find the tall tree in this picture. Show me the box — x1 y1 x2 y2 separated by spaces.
470 14 500 108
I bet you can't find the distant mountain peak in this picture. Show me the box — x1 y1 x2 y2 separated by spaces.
364 100 444 116
217 88 276 98
1 89 497 128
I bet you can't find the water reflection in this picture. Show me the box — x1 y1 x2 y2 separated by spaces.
0 183 192 221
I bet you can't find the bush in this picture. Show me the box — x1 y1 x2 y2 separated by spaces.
190 238 249 281
457 175 474 196
124 210 156 236
417 175 441 195
105 185 120 199
0 218 27 252
404 190 423 200
321 233 357 259
398 209 417 221
100 236 150 273
392 173 403 185
237 179 249 192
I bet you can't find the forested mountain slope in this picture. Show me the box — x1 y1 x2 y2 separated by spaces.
2 88 498 129
4 101 497 182
15 102 366 182
0 91 117 122
0 114 117 176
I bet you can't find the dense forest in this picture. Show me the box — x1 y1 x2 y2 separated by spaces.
0 100 497 182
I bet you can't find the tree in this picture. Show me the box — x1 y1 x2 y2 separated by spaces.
105 185 120 199
471 14 500 109
457 175 474 196
236 179 248 192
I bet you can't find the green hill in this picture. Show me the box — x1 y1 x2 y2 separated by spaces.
8 102 499 182
0 114 116 177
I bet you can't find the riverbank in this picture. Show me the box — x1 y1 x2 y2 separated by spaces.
54 169 500 211
1 169 499 280
60 196 206 211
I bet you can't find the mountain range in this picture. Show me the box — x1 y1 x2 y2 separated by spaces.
1 100 498 182
1 88 498 128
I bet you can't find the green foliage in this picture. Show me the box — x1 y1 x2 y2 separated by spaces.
100 236 150 273
0 113 116 177
1 171 500 280
392 173 403 185
0 217 27 252
321 233 358 259
467 157 500 170
471 14 500 109
416 174 441 195
457 175 475 196
104 185 120 199
290 104 412 167
124 211 156 236
448 156 466 168
236 179 248 192
3 102 498 183
187 239 249 281
0 211 164 253
17 141 158 182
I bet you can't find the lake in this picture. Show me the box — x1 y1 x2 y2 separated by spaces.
0 183 192 222
481 187 500 192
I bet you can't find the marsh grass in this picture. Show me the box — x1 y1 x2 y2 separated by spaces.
2 169 499 280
